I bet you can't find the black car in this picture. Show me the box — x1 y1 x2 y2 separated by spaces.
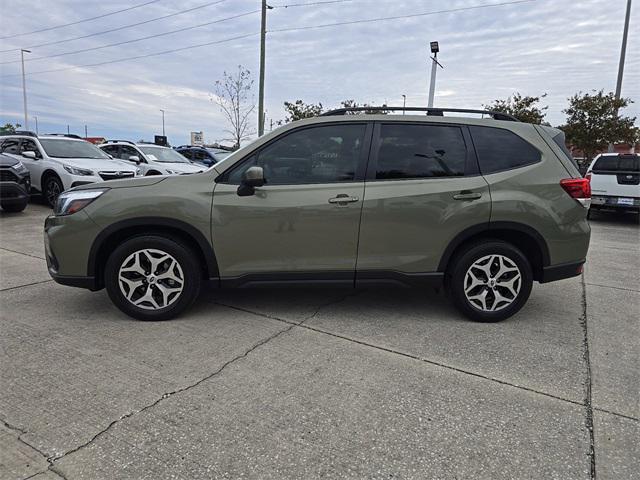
175 146 232 167
0 153 30 212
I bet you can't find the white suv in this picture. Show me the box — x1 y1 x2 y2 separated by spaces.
99 141 203 176
587 153 639 215
0 133 139 207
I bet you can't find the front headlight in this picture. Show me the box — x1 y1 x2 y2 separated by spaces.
63 164 94 176
54 189 108 216
12 161 28 174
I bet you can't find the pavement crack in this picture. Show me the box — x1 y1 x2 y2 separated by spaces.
47 322 298 465
0 246 46 260
1 279 53 292
580 272 597 480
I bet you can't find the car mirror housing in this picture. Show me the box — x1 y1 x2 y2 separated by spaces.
22 151 37 159
237 166 265 196
128 155 141 165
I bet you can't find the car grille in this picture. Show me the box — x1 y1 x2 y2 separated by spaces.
98 171 135 181
0 169 18 182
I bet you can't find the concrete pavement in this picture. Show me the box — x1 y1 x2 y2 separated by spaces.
0 204 637 479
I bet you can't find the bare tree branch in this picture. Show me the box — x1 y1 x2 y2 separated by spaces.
213 65 255 149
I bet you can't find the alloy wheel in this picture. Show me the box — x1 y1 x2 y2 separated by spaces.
46 179 61 206
463 254 522 312
118 248 184 310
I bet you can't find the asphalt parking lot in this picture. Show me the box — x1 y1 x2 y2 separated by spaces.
0 204 638 480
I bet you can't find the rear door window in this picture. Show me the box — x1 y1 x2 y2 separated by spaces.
0 139 20 155
374 124 467 179
470 126 541 174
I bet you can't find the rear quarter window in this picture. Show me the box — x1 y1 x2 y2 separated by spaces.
469 126 541 174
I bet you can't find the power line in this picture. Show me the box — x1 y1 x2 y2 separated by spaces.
269 0 535 33
272 0 356 8
0 0 232 53
1 0 534 78
0 10 259 65
4 32 259 77
0 0 163 40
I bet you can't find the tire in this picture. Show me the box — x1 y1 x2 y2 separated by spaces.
104 235 202 321
1 201 28 212
448 240 533 322
43 174 64 208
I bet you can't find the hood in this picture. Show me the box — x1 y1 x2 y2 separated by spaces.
61 157 138 172
158 162 203 173
0 153 19 167
73 176 166 190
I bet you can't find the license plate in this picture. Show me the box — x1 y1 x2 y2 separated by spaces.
617 197 634 206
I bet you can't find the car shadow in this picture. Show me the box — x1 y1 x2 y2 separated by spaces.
589 209 639 226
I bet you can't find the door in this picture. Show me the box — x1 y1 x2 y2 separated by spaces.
19 139 45 189
356 122 491 276
212 123 372 281
118 145 148 174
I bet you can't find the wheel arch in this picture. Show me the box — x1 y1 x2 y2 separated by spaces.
438 222 550 281
88 217 219 289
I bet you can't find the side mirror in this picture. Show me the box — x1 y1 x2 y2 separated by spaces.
128 155 141 165
22 151 37 159
237 166 265 196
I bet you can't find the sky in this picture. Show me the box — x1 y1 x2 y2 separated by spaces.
0 0 637 147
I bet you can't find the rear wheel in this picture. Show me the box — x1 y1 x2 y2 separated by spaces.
448 241 533 322
105 235 202 321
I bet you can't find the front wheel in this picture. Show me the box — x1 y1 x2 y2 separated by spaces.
43 175 64 208
104 235 202 321
448 241 533 322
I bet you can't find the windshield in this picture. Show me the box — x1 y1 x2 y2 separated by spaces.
39 139 110 159
212 151 231 160
139 146 191 163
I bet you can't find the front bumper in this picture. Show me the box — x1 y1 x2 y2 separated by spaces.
0 181 30 205
44 211 102 290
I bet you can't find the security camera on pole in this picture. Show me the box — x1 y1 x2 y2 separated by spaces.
427 41 444 108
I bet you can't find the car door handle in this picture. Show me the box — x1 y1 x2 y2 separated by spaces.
453 191 482 200
328 194 359 204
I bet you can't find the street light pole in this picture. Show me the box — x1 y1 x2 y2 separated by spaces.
609 0 632 152
34 116 38 135
427 41 440 108
258 1 272 137
20 49 31 130
160 109 165 136
402 94 406 114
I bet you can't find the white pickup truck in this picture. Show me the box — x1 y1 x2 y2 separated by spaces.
587 153 639 215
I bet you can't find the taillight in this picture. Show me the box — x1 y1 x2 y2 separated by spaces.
560 178 591 208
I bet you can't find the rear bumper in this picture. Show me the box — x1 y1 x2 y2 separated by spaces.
591 195 640 210
540 260 584 283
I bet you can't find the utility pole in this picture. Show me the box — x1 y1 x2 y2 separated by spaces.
402 94 406 114
258 1 272 137
20 49 30 129
34 116 38 135
609 0 632 152
160 109 165 136
84 125 88 138
67 125 70 134
427 41 443 108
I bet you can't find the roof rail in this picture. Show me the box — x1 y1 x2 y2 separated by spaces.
46 133 83 139
0 130 38 137
319 106 520 122
104 139 136 145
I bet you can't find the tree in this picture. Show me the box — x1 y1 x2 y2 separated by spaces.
560 90 637 161
213 66 255 149
0 122 21 134
483 92 548 124
283 100 324 122
340 99 388 114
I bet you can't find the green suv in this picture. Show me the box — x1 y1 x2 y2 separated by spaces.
44 107 591 322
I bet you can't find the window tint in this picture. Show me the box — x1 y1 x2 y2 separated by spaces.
101 145 119 156
227 124 366 185
593 155 639 172
470 126 541 174
375 124 467 179
20 139 42 158
178 149 192 160
119 145 140 161
1 139 20 155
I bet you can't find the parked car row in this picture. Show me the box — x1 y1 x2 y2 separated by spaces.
0 131 229 210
